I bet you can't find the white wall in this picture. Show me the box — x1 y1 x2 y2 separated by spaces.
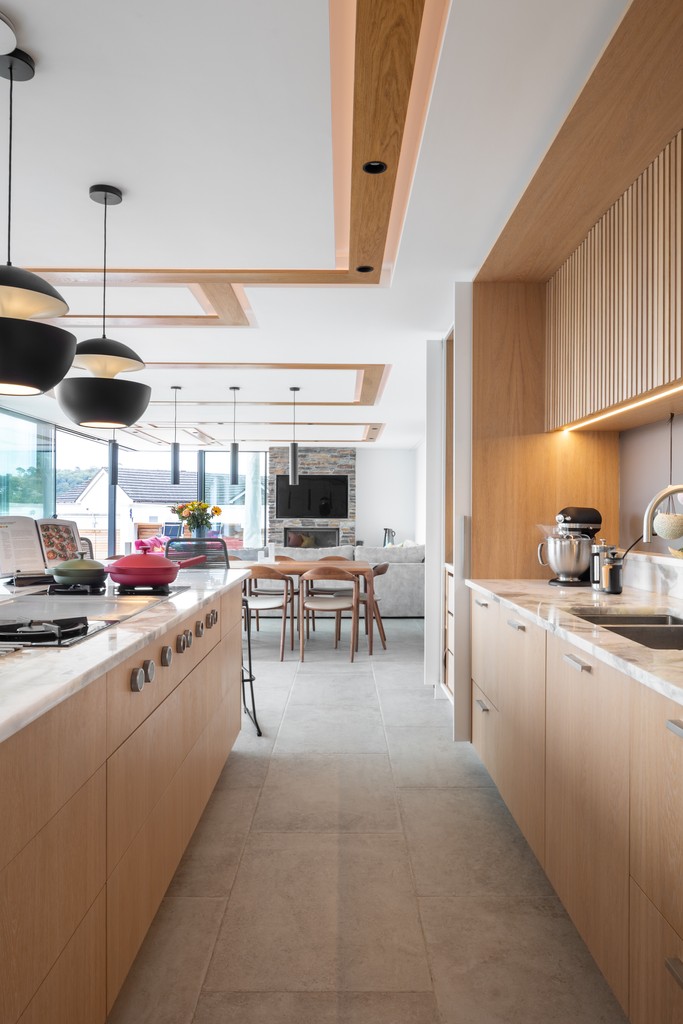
354 449 418 546
415 440 427 543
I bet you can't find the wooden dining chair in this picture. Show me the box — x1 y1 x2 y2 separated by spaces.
243 566 294 660
299 566 359 662
357 562 389 650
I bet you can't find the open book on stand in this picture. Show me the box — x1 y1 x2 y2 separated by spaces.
0 517 83 582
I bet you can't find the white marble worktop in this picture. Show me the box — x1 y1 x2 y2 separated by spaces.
466 578 683 708
0 567 248 744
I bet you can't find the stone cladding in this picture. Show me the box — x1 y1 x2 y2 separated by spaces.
267 447 356 545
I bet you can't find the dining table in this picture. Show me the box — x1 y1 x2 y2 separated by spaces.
240 559 377 655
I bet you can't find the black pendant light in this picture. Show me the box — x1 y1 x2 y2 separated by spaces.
57 184 151 427
229 386 240 486
289 386 300 486
170 385 181 485
0 47 76 395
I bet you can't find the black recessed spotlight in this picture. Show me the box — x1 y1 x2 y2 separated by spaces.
362 160 387 174
356 265 374 273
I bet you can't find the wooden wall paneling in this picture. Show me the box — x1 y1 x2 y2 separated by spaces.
676 132 682 382
472 282 620 579
17 890 106 1024
0 676 105 874
0 768 106 1024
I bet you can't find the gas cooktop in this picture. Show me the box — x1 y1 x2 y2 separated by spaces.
0 615 113 649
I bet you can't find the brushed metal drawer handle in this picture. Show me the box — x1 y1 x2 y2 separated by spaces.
475 699 489 712
160 645 173 668
506 618 526 632
142 659 155 683
666 719 683 740
176 633 186 654
562 653 592 673
665 957 683 990
195 620 205 638
183 628 193 648
475 598 488 608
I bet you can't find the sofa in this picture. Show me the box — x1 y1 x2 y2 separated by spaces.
232 543 424 617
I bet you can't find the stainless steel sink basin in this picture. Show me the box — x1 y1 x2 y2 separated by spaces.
604 624 683 649
572 611 683 626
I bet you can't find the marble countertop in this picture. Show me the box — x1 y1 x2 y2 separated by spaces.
0 567 248 744
466 579 683 708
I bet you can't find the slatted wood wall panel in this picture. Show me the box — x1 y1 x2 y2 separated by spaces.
546 130 683 430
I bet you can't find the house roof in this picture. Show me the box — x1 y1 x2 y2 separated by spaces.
116 469 199 504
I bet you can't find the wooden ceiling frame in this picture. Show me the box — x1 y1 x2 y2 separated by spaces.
33 0 447 328
125 422 385 445
141 362 391 407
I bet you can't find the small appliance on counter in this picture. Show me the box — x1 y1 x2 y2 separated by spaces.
591 539 618 591
538 506 602 586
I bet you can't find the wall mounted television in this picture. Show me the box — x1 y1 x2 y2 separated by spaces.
275 474 348 519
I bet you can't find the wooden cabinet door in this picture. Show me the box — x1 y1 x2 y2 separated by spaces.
471 681 500 784
471 592 499 707
631 682 683 939
631 878 683 1024
497 612 546 864
545 637 630 1012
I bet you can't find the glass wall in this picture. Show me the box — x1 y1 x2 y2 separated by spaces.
0 409 54 518
204 450 267 549
115 447 199 553
55 429 110 558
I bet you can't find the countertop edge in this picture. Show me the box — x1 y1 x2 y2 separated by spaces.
0 568 248 744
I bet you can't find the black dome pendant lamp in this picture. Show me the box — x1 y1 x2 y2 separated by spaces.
229 386 240 486
0 47 76 395
57 184 151 428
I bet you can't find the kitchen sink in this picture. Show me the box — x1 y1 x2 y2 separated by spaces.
571 610 683 626
603 624 683 649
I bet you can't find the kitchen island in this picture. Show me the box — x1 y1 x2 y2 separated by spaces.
467 579 683 1023
0 567 248 1024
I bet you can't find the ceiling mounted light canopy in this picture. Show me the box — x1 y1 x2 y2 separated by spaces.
170 385 181 485
0 44 76 395
229 386 240 486
57 184 150 428
289 386 300 486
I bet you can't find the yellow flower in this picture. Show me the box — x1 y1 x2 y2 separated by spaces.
212 506 222 515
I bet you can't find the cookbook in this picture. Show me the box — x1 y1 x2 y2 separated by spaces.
0 517 83 577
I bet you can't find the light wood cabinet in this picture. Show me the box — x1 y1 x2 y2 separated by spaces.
471 681 500 783
630 879 683 1024
470 591 499 707
443 567 455 697
496 612 546 864
545 636 630 1012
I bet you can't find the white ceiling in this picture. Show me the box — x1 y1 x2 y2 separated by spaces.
0 0 631 452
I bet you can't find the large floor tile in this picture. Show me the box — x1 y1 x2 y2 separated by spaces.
289 671 379 707
378 692 452 728
216 747 273 789
252 753 401 832
420 895 628 1024
107 897 225 1024
166 788 259 897
273 703 387 754
193 991 441 1023
386 729 494 788
399 787 552 897
203 833 432 993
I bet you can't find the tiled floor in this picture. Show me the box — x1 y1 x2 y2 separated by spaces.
107 619 628 1024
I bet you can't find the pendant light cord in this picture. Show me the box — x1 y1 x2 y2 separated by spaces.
173 387 178 443
233 389 237 443
6 64 12 265
292 389 296 442
101 195 108 337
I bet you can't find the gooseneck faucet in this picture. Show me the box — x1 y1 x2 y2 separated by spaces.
642 484 683 541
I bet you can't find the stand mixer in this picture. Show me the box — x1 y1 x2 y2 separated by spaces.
538 506 602 586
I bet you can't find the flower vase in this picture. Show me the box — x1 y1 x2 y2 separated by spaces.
191 527 207 538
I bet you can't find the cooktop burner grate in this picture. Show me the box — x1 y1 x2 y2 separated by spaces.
47 583 107 596
0 616 113 647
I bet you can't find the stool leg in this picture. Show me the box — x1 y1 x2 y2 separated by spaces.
241 599 262 736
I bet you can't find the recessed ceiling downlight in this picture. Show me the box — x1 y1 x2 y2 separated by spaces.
356 265 374 273
362 160 387 174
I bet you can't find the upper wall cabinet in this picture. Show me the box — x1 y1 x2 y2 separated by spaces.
546 130 682 431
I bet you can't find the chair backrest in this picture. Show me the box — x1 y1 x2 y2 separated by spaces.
80 536 94 558
163 522 182 538
373 562 390 578
319 555 351 561
301 566 358 584
165 537 230 568
275 554 294 561
249 565 290 582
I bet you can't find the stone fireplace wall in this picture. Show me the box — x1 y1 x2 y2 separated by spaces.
267 447 356 545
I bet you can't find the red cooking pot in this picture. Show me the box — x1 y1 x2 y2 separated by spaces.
106 550 207 586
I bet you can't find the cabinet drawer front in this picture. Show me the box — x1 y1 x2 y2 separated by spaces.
471 681 499 784
0 675 106 873
106 603 220 754
107 640 232 871
17 889 106 1024
631 682 683 937
471 592 499 707
221 585 243 637
631 879 683 1024
0 768 106 1024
